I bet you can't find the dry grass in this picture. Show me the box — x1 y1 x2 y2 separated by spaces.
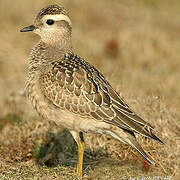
0 0 180 179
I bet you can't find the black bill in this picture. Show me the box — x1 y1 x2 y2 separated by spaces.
20 25 35 32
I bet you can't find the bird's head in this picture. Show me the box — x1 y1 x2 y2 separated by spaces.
20 5 72 45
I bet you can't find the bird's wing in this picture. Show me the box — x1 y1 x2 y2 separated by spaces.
39 53 163 143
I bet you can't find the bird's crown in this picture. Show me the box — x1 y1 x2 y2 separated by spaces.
36 4 68 20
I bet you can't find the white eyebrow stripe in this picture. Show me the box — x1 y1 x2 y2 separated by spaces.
44 14 72 26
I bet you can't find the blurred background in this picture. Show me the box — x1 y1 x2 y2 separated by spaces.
0 0 179 179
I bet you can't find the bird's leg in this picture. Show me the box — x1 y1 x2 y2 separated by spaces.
76 131 85 177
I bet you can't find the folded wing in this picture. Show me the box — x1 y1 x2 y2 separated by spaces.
39 53 163 144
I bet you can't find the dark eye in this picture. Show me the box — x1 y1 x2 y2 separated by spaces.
46 19 54 25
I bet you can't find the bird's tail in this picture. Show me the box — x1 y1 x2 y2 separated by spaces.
127 135 153 165
110 129 153 165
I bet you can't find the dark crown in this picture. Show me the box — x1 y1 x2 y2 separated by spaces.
36 5 68 19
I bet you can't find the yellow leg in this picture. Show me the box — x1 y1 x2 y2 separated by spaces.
76 133 86 177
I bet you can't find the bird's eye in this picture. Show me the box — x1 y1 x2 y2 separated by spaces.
46 19 54 25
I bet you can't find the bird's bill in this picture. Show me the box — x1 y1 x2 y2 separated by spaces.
20 25 35 32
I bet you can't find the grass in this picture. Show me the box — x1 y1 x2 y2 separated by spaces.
0 0 180 179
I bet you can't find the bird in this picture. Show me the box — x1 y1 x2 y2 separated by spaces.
20 4 164 177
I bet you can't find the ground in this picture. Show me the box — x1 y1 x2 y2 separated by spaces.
0 0 179 179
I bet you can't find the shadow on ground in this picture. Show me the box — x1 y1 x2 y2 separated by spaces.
34 129 126 172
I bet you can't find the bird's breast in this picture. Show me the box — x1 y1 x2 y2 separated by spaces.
26 80 50 119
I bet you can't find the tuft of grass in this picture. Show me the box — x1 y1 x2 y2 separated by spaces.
2 113 22 125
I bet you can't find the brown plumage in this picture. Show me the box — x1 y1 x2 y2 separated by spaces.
21 4 164 177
